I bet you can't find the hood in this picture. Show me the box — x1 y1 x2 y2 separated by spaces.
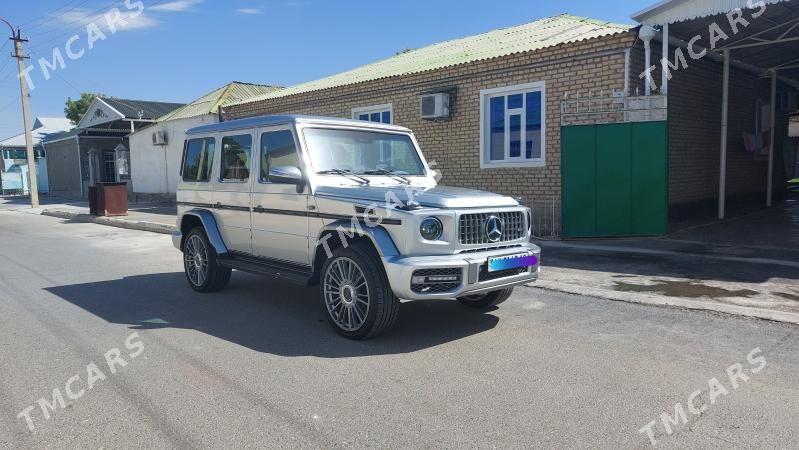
314 185 519 209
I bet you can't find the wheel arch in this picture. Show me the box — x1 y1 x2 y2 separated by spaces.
310 220 399 285
179 209 228 256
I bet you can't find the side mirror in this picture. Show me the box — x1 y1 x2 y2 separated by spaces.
268 165 306 192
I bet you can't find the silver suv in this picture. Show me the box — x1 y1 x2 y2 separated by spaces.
174 115 540 339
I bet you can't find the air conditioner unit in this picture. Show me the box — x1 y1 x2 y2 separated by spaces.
420 93 450 119
152 130 168 146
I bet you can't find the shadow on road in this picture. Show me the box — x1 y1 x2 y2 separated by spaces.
45 271 498 357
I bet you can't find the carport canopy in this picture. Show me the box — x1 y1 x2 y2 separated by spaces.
633 0 799 218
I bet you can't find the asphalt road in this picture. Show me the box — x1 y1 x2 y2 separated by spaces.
0 210 797 448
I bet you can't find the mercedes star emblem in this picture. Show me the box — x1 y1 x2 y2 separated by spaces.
484 216 503 243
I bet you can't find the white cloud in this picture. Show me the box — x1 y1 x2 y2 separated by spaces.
149 0 202 12
236 7 264 14
55 8 159 32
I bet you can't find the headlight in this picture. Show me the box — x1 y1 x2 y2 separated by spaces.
419 217 443 241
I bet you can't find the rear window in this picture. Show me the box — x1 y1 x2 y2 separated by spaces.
182 138 215 182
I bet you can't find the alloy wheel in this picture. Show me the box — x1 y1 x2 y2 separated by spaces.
323 257 370 332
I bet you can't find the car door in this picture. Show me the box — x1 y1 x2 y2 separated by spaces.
251 126 311 266
212 132 254 254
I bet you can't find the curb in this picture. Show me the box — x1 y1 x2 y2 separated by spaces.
527 280 799 326
41 209 175 235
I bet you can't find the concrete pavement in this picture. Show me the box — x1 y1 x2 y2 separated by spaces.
0 211 798 447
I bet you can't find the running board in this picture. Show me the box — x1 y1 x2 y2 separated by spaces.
218 253 314 286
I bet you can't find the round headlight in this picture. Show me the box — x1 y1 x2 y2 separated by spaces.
419 217 443 241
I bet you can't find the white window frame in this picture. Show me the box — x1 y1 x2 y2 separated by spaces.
352 103 393 124
479 81 546 169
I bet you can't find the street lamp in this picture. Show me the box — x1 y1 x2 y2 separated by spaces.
1 17 39 208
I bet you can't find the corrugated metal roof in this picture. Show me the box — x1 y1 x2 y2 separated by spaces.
0 117 74 148
236 14 631 106
102 97 185 120
158 82 283 122
632 0 789 25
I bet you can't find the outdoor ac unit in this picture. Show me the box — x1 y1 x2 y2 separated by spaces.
420 93 450 119
152 130 168 146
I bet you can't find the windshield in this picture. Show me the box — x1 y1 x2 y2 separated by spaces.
304 128 426 176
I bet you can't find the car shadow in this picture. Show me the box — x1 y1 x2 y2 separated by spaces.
45 271 499 357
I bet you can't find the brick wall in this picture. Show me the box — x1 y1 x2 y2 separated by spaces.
667 52 768 213
227 32 637 233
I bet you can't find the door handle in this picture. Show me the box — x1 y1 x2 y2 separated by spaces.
214 202 222 209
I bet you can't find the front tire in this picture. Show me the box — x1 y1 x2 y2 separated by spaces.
457 287 514 309
183 227 232 293
321 243 399 339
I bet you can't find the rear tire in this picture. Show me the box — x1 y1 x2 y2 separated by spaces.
457 287 514 309
183 227 232 293
321 243 399 339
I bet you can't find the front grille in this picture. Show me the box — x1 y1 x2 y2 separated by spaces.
478 265 530 282
411 268 462 294
459 211 525 245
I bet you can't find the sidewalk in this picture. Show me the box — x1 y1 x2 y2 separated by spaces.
0 195 176 234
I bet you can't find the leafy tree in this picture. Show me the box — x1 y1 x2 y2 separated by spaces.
64 93 99 125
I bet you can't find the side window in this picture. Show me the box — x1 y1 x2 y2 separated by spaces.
260 130 300 182
220 134 252 182
181 137 215 182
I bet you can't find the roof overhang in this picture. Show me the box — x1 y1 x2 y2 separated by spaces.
634 0 799 84
632 0 787 25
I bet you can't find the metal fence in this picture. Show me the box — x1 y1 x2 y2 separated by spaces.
1 172 26 196
528 197 561 239
561 91 668 126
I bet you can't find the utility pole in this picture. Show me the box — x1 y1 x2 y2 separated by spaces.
2 18 38 208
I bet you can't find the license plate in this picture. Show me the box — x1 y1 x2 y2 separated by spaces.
487 253 538 272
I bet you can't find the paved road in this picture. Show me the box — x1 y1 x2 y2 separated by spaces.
0 210 797 448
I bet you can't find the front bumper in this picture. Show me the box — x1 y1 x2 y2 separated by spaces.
383 243 540 300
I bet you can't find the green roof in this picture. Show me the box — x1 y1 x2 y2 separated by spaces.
158 82 283 121
236 14 631 106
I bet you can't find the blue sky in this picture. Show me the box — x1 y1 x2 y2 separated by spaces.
0 0 649 138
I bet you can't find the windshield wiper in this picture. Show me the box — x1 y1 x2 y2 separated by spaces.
362 169 411 184
317 169 370 184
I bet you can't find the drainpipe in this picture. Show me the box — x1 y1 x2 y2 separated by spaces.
661 23 669 95
640 25 658 96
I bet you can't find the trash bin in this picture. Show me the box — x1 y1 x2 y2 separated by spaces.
92 182 128 216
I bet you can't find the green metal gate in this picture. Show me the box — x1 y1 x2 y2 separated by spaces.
561 121 668 238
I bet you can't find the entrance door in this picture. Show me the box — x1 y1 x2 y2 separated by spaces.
102 151 117 182
251 127 311 266
561 121 668 238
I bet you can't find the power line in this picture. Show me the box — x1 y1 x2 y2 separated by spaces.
20 0 95 32
28 0 155 52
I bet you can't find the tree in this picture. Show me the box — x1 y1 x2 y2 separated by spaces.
64 93 99 125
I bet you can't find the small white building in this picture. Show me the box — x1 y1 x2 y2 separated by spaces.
0 117 73 195
129 82 281 195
